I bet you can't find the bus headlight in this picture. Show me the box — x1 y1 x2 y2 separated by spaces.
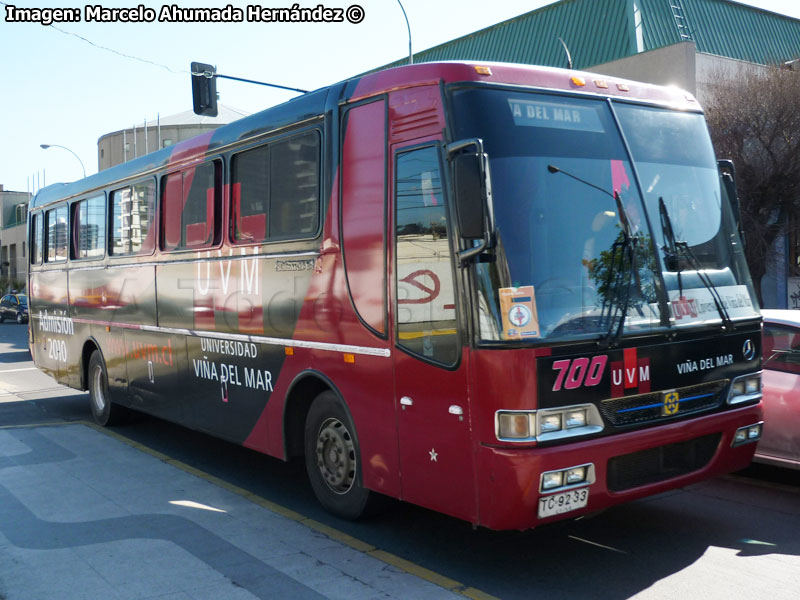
565 409 587 429
497 412 533 439
728 373 762 405
495 404 604 442
540 414 562 433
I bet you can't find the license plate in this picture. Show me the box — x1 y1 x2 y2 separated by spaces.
538 487 589 519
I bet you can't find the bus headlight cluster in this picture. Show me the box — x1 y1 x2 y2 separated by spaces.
540 463 595 492
732 422 763 447
728 373 762 405
497 412 532 439
496 404 604 442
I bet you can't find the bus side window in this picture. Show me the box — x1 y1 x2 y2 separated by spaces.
394 146 459 365
30 213 43 265
162 173 183 250
72 195 106 260
162 161 220 251
270 131 319 238
231 130 320 244
112 180 156 256
183 161 218 247
45 205 68 263
232 145 269 243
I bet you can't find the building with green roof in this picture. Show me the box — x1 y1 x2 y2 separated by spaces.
381 0 800 307
385 0 799 75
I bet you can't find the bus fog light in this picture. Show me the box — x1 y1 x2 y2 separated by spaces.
733 422 763 446
565 466 586 484
540 414 562 434
731 381 745 396
565 410 586 429
498 413 531 439
745 376 760 394
542 472 563 490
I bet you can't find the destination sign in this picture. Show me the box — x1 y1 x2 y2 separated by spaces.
508 98 605 132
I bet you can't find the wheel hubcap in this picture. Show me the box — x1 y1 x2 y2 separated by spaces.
315 417 356 494
91 366 106 413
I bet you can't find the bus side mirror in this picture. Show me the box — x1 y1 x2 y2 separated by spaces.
191 62 219 117
717 159 744 244
453 152 488 240
449 138 495 263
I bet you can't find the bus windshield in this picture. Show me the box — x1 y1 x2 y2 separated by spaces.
450 88 759 343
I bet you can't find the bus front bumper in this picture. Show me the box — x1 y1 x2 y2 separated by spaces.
475 402 763 531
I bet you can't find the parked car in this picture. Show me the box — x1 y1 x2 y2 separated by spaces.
0 292 28 324
758 309 800 469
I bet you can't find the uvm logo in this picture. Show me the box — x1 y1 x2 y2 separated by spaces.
671 296 699 320
611 348 651 398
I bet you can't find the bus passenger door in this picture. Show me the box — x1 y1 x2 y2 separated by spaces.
391 142 476 522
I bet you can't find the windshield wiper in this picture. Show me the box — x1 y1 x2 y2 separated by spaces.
658 196 683 296
547 164 640 347
596 232 640 348
547 165 633 239
658 197 733 331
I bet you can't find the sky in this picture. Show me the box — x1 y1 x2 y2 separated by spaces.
1 0 799 194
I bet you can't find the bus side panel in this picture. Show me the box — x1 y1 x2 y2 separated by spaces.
105 264 188 421
250 179 401 498
156 255 306 445
68 265 134 399
29 268 73 385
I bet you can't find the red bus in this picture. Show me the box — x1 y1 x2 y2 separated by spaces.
28 62 763 530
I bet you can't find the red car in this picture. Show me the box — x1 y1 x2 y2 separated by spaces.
758 310 800 469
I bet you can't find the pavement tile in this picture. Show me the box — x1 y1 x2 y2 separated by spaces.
0 430 31 456
223 532 298 562
5 476 129 522
0 424 459 600
304 569 388 600
222 560 326 599
185 583 258 600
0 546 123 600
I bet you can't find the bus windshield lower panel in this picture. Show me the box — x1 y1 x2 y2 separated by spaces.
450 88 759 344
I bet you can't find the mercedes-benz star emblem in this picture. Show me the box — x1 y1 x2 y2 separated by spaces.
742 339 756 361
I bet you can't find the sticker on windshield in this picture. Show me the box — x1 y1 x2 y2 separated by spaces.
500 286 541 340
508 99 605 133
668 285 755 324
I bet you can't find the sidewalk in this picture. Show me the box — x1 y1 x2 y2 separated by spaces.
0 423 463 600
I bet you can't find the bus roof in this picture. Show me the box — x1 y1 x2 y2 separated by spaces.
31 61 698 210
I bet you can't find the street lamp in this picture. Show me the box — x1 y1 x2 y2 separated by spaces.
40 144 86 179
397 0 412 65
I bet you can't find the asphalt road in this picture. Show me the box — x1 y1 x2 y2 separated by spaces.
2 322 799 599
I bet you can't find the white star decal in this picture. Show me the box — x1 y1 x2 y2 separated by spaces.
429 448 438 462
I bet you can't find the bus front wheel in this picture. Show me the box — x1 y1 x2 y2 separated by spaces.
88 351 127 427
304 391 371 520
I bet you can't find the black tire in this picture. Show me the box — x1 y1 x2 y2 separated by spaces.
304 391 371 520
88 350 127 426
0 314 4 323
16 312 23 324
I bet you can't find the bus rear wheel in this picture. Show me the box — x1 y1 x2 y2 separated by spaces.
88 351 127 427
304 391 371 520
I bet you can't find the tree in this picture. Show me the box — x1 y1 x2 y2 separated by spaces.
703 63 800 307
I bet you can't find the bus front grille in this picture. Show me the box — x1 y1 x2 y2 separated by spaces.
600 380 728 427
606 433 722 492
